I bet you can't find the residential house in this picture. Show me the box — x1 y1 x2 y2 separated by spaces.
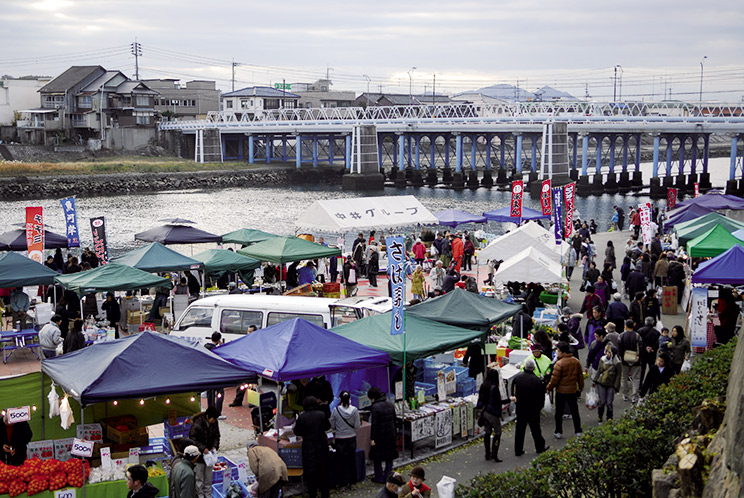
0 76 52 142
221 86 300 119
352 93 451 107
142 79 220 120
292 79 355 109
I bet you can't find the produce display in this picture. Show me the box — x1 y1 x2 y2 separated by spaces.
0 458 90 497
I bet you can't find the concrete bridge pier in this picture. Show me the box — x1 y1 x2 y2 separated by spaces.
442 168 453 184
496 168 508 185
451 171 465 189
726 179 742 196
588 174 604 195
662 175 674 189
675 174 686 191
569 169 579 181
686 173 698 193
698 172 712 191
410 169 424 187
618 171 631 193
604 172 619 193
467 170 480 188
394 169 407 188
577 175 591 196
631 171 643 189
342 125 385 190
649 177 664 199
425 169 438 186
481 170 494 187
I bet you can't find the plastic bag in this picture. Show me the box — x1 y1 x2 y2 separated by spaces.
542 393 553 414
204 450 218 467
436 476 457 498
48 384 60 419
681 359 692 372
59 394 75 430
585 387 598 410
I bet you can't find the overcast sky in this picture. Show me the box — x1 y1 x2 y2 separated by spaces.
2 0 743 101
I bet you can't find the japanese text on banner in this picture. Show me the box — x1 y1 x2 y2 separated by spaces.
552 187 563 245
540 179 552 215
563 183 576 239
666 188 678 211
25 206 44 263
385 235 406 336
510 180 523 218
59 197 81 248
90 216 109 265
640 203 652 246
689 287 709 348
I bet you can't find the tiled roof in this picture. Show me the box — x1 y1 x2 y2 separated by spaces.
222 86 301 99
39 66 104 93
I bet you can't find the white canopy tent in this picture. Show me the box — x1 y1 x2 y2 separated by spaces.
491 246 563 284
478 222 569 263
295 195 438 232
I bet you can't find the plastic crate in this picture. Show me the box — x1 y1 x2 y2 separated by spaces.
444 365 469 382
415 382 436 396
212 480 250 498
212 456 240 484
163 416 191 440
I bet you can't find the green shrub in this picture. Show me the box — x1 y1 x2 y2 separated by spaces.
455 340 736 498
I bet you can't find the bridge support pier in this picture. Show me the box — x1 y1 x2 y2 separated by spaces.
605 173 619 194
618 171 631 193
632 171 643 189
410 169 424 187
426 169 438 186
686 173 698 193
698 172 712 191
577 175 590 196
467 170 480 188
649 177 664 199
662 175 674 190
442 168 453 184
675 174 686 191
481 170 494 187
569 169 579 181
726 179 742 196
589 174 604 195
496 168 508 185
394 170 407 188
451 172 465 190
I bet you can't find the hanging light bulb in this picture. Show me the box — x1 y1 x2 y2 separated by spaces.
190 396 196 402
139 399 145 406
32 405 37 411
217 393 222 399
113 400 118 406
165 398 171 405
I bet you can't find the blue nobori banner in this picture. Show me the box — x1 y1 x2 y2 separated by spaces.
385 235 406 336
59 197 80 248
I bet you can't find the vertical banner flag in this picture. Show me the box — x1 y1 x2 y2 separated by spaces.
563 182 576 239
540 179 552 215
59 197 80 248
666 188 678 211
510 180 523 218
90 216 109 265
689 287 709 348
385 235 405 336
25 207 44 263
640 203 653 246
694 183 700 197
552 187 563 245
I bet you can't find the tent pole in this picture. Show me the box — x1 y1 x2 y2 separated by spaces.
41 371 45 439
81 404 86 498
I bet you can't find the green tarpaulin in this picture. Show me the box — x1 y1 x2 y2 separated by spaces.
55 263 172 297
110 242 203 272
406 288 521 331
192 248 261 287
687 224 744 258
331 313 486 365
222 228 280 245
0 252 59 287
237 236 341 264
675 213 744 245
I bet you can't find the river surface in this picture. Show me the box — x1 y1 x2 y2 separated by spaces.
0 157 734 258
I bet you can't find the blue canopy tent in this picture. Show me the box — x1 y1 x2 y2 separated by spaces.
733 229 744 241
41 332 257 406
0 252 59 287
664 204 715 229
0 228 69 251
482 206 550 223
213 318 390 382
433 209 487 228
134 224 222 245
674 191 744 211
691 245 744 285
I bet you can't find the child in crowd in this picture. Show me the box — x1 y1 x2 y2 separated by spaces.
658 327 671 355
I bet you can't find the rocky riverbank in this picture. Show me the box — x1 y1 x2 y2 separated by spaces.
0 166 348 200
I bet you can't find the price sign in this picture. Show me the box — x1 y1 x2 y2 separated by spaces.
70 439 93 458
128 447 140 464
76 423 103 443
222 472 232 494
395 381 403 401
237 459 248 484
6 406 31 424
100 447 112 469
55 489 76 498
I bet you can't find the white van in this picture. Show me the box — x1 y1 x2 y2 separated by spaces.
170 294 391 343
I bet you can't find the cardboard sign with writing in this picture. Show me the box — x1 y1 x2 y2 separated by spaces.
6 406 31 424
436 371 447 401
435 409 453 449
27 440 54 460
395 381 403 401
100 447 112 469
54 489 76 498
237 459 249 484
54 438 75 462
128 447 140 464
76 423 103 443
460 404 469 437
71 439 94 458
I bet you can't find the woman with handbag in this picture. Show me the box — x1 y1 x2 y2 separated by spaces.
592 344 621 423
476 368 510 462
330 391 360 488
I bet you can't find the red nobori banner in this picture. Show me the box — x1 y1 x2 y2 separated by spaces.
563 183 576 238
510 180 524 218
540 179 552 215
667 188 678 211
694 183 700 197
25 207 44 263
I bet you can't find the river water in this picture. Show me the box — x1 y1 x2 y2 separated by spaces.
0 157 734 257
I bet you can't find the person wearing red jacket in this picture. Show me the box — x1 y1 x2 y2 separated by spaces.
399 466 431 498
451 234 464 272
411 238 427 266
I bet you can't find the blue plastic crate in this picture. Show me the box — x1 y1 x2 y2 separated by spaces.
444 365 469 382
164 416 191 439
212 456 240 484
415 381 436 396
212 480 249 498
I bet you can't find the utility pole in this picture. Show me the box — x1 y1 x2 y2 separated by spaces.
282 78 285 109
130 38 142 80
231 59 240 92
699 56 707 104
613 66 617 102
408 66 417 105
363 74 371 106
433 73 436 105
326 65 334 83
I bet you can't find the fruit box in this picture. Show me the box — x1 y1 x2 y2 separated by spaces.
101 415 148 445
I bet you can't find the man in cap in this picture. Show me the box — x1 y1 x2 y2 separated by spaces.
606 292 629 332
170 445 199 498
521 344 551 385
246 441 288 498
375 472 406 498
399 466 431 498
511 359 549 456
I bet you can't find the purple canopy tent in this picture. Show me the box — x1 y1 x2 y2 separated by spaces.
482 206 550 223
134 224 222 245
674 191 744 211
433 209 487 228
691 245 744 285
665 204 715 229
0 229 69 251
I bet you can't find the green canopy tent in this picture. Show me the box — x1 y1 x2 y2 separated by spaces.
192 249 262 287
687 224 744 258
406 288 521 331
55 263 172 297
237 236 341 264
221 228 280 246
331 312 486 365
0 252 59 288
675 213 744 245
110 242 204 273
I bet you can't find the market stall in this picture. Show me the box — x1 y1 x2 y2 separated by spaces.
674 213 744 245
236 236 341 264
478 222 565 263
0 252 59 332
406 288 521 331
691 245 744 286
491 247 563 285
433 209 486 228
664 204 715 229
686 224 744 258
0 229 68 252
134 223 222 246
481 206 550 223
191 249 261 288
221 229 280 246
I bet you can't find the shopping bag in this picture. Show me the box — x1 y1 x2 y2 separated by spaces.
204 450 218 467
585 387 598 410
59 395 75 430
681 359 692 372
436 476 457 498
48 384 60 419
347 268 357 285
542 393 553 414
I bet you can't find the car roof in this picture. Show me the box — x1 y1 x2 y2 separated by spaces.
187 294 339 312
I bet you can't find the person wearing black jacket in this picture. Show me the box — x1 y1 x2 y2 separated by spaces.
0 416 32 466
368 387 398 483
101 291 121 337
637 317 660 384
294 397 331 498
126 464 160 498
640 353 674 397
368 246 380 287
188 407 221 498
476 369 510 462
62 319 86 354
510 360 549 456
462 343 485 380
512 305 533 340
